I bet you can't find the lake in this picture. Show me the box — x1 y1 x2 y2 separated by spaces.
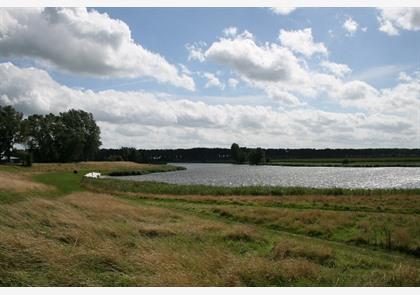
115 163 420 189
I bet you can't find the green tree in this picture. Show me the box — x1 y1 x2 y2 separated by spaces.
249 147 266 165
0 105 23 161
23 109 101 162
23 114 61 162
231 143 248 164
231 143 241 163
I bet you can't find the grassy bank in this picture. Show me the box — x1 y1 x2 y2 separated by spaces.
0 162 419 286
266 157 420 167
0 162 181 203
83 177 420 197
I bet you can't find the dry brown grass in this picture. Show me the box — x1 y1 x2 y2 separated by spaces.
0 192 247 286
271 239 335 265
1 176 419 286
0 171 52 192
235 257 321 286
222 225 265 243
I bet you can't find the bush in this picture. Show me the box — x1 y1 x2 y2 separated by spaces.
108 155 124 161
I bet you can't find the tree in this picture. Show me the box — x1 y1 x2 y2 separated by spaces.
23 114 61 162
0 105 23 160
120 147 142 162
57 109 101 162
23 109 101 163
231 143 247 163
231 143 240 163
249 147 265 165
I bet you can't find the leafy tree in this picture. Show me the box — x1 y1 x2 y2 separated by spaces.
23 109 101 163
231 143 240 163
57 110 101 162
231 143 247 163
23 114 61 162
249 147 265 165
0 105 23 160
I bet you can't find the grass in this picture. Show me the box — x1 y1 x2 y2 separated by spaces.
82 177 420 197
267 157 420 167
0 161 419 286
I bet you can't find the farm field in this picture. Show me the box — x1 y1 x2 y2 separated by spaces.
0 162 419 286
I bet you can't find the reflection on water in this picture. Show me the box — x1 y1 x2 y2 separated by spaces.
114 163 420 189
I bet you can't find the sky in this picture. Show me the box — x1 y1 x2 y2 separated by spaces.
0 7 419 149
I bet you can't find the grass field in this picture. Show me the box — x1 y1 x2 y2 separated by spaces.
0 162 419 286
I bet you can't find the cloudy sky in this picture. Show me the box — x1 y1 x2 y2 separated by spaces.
0 7 419 148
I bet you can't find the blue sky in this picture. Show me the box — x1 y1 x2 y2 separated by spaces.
93 8 417 91
0 7 419 148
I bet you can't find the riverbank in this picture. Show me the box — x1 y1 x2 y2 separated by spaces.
265 157 420 167
0 162 419 286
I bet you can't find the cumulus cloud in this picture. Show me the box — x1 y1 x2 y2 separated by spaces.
270 8 296 15
198 28 410 109
0 8 195 90
320 61 352 78
203 30 313 105
1 62 417 148
205 32 308 84
279 28 328 57
343 17 359 35
378 8 420 35
202 72 225 90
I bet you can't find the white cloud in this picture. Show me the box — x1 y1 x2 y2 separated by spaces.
185 41 207 62
202 72 225 90
201 29 400 109
205 32 308 84
320 61 352 77
228 78 239 89
204 31 312 105
279 28 328 57
223 26 238 37
378 8 420 36
270 7 296 15
0 8 195 90
1 62 418 148
398 72 412 82
343 17 359 35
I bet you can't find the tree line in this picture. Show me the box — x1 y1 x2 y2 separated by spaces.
97 145 420 165
0 105 101 164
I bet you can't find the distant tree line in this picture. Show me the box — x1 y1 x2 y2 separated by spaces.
96 147 232 163
97 145 420 164
0 105 101 164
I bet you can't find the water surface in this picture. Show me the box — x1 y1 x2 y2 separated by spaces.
115 163 420 189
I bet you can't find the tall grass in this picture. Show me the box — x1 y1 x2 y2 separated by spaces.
83 178 420 196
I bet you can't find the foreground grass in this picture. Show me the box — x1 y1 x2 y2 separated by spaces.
0 162 419 286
